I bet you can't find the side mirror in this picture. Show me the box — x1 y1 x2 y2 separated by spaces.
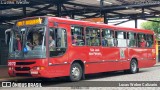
5 29 11 45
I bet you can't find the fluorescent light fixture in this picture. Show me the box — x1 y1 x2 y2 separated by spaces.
11 8 22 11
2 22 6 24
155 14 160 16
104 1 113 4
47 14 55 16
135 9 150 14
144 12 150 14
135 9 142 12
97 0 112 4
8 22 14 24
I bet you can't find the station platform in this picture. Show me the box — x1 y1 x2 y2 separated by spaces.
0 63 160 82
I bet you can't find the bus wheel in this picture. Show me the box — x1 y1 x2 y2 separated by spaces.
129 59 138 74
69 63 82 82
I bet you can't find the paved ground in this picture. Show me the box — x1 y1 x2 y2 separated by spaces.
86 65 160 81
0 66 8 78
0 65 160 90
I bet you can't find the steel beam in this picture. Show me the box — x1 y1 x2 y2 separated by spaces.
85 13 100 18
28 4 53 16
141 19 160 23
146 8 160 13
114 19 131 25
62 4 70 16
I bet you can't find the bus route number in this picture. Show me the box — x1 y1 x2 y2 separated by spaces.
8 62 16 66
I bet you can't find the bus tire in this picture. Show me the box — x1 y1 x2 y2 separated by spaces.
129 59 138 74
69 63 82 82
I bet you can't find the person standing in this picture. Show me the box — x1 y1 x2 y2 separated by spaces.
49 35 55 51
13 35 22 51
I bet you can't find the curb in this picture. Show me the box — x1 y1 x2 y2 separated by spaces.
154 64 160 67
0 77 32 82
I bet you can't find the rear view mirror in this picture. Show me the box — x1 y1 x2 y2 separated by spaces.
5 29 11 45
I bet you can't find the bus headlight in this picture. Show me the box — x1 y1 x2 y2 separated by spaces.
9 67 14 70
31 66 45 70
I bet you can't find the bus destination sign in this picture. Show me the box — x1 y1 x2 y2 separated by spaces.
16 18 43 27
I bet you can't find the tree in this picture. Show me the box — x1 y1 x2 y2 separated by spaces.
141 18 160 35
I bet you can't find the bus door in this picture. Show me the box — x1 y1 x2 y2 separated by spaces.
48 23 69 68
101 29 119 70
86 27 102 63
85 27 103 73
127 32 137 60
137 33 148 66
146 34 156 64
115 31 128 69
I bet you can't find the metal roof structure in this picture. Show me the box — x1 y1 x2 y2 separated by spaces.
0 0 160 26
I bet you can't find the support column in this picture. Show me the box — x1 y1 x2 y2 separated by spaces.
135 18 138 28
71 13 75 19
141 7 144 18
57 3 62 17
23 6 26 17
100 0 104 17
104 13 108 24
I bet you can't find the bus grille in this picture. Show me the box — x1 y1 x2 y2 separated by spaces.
16 62 35 65
15 67 30 71
16 73 31 76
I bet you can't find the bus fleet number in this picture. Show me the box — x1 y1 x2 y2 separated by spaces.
8 62 16 66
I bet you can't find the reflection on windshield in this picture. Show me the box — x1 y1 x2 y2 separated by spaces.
9 26 46 59
24 27 46 58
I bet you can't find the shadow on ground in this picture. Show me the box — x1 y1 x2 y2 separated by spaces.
4 70 148 87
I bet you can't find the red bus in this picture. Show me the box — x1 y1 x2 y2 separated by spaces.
6 16 156 81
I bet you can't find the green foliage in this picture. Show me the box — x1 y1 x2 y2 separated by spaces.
141 18 160 34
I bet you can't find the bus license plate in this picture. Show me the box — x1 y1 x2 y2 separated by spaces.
30 71 38 74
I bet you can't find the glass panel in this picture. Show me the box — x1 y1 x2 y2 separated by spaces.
116 31 127 47
138 34 147 47
86 27 101 46
71 26 85 46
128 32 137 47
24 27 46 58
13 30 23 52
9 28 25 59
49 28 67 57
8 26 46 59
102 29 115 47
146 34 154 47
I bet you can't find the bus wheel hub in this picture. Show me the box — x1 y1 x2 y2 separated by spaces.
72 67 80 77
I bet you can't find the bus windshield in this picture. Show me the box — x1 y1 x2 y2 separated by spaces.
9 26 46 59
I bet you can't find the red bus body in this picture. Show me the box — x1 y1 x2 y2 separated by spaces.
8 17 156 78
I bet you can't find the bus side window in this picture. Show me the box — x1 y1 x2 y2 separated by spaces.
102 29 114 47
86 27 101 46
127 32 137 47
115 31 127 47
71 26 85 46
49 28 67 57
146 34 154 47
138 33 147 47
